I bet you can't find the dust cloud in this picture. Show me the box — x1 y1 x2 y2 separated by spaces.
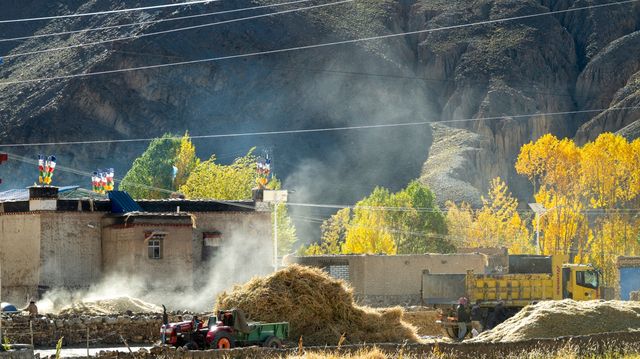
37 229 273 314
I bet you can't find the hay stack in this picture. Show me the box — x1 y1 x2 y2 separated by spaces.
402 310 441 336
215 264 418 346
59 296 162 315
472 300 640 342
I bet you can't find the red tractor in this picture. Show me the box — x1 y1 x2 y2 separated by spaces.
161 307 289 350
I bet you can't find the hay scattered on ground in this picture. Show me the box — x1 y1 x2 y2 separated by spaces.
472 300 640 342
402 310 441 337
286 348 389 359
59 296 162 315
215 264 418 346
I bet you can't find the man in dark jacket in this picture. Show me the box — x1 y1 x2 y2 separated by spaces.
456 297 470 340
470 300 483 336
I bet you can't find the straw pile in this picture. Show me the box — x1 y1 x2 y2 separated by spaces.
59 296 162 315
473 300 640 342
214 264 418 346
401 309 441 337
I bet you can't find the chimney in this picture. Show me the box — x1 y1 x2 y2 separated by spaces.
28 186 58 211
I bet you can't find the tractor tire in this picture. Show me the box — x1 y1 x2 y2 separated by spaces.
212 332 235 350
445 326 459 340
263 336 283 348
183 341 199 350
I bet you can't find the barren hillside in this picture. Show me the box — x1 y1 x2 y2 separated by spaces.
0 0 639 237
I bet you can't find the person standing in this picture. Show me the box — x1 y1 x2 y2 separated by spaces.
470 300 483 337
22 299 38 317
456 297 470 340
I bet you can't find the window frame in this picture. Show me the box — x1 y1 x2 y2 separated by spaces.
146 232 165 260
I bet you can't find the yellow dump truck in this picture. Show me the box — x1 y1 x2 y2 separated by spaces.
422 255 600 338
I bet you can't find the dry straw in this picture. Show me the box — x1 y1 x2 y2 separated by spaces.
472 299 640 342
215 264 419 346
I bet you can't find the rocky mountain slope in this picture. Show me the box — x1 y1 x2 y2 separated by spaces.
0 0 639 237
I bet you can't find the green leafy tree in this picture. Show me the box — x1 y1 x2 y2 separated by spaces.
120 134 181 198
391 180 452 254
304 181 451 255
275 203 297 256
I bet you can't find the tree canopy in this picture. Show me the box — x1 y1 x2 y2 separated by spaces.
305 181 452 255
119 134 182 199
515 133 640 284
446 177 533 254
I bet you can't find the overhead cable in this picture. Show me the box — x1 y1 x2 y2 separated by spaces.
3 151 257 210
0 0 220 24
1 105 639 147
0 0 319 43
1 0 637 84
2 0 353 59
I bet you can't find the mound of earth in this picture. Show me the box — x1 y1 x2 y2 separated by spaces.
473 300 640 342
59 296 162 315
215 264 418 346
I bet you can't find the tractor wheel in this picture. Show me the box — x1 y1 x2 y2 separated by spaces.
444 326 459 340
212 332 235 350
263 336 283 348
183 341 199 350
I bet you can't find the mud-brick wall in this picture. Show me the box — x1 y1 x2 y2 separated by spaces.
296 254 490 307
0 314 163 347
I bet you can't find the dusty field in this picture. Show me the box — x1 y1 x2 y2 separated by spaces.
58 296 162 315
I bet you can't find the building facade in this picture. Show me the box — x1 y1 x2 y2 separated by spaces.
294 249 509 306
0 187 272 304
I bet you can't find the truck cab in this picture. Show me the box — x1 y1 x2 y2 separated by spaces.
562 264 600 300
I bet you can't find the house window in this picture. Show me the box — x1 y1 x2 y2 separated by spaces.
146 232 165 259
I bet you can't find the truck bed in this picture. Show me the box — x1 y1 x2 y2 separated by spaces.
422 271 556 307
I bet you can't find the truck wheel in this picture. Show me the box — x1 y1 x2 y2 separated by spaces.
212 332 235 349
263 336 283 348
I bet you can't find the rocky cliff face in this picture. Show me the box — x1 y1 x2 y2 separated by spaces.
0 0 639 233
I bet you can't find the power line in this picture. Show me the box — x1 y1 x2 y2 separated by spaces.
3 151 256 210
0 0 320 44
2 0 353 60
0 0 220 24
1 104 639 147
287 201 640 214
1 0 637 85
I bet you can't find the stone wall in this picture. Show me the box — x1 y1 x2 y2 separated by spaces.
94 330 640 359
0 313 164 347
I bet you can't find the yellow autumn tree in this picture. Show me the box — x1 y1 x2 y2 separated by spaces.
305 208 351 255
180 149 258 200
516 133 640 285
173 132 200 189
446 178 532 254
342 187 396 254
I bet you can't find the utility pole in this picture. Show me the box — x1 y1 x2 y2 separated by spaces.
274 201 278 272
0 153 6 342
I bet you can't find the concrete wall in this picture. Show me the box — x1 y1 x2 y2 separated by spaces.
102 220 194 285
296 254 490 306
38 212 103 289
193 211 273 279
0 213 41 304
